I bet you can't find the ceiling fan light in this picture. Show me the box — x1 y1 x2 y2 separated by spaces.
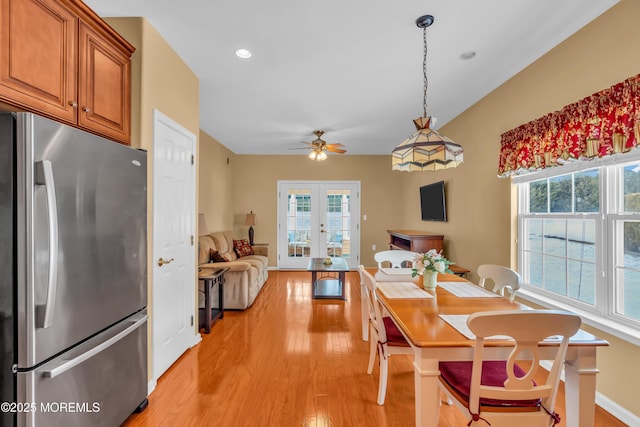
308 151 317 160
317 151 327 161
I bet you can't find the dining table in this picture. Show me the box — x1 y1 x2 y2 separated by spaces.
374 271 609 427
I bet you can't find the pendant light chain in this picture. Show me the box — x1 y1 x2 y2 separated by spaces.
391 14 464 172
422 26 428 118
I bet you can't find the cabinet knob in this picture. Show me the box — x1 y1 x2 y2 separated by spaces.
82 107 91 112
69 101 78 107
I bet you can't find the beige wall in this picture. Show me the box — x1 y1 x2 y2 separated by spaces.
199 131 236 231
229 155 404 267
104 17 200 383
102 0 640 418
425 0 640 417
198 0 640 418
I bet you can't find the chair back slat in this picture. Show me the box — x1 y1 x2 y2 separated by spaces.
477 264 522 301
358 266 387 343
374 250 418 269
466 310 581 416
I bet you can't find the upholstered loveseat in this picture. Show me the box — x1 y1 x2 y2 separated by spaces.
198 231 268 309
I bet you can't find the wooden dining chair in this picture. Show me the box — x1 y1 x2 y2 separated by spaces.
358 266 412 405
438 309 581 427
477 264 522 301
374 250 417 268
373 250 417 282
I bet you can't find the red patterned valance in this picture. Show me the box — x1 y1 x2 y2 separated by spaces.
498 74 640 177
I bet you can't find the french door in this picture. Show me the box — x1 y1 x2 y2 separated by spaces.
277 181 360 269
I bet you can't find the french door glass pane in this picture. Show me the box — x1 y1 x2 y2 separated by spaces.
287 190 311 258
326 189 351 258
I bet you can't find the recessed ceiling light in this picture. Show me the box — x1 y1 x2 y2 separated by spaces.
460 51 476 60
235 48 252 59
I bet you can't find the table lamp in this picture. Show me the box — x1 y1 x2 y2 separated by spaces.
244 211 257 245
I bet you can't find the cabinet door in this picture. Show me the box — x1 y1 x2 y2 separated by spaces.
78 21 130 144
0 0 77 122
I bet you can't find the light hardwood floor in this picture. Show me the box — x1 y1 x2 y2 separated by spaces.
123 271 625 427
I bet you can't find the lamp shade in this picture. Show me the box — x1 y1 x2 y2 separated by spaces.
392 116 463 171
198 213 210 236
244 211 258 226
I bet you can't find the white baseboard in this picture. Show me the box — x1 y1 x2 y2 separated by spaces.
191 332 202 347
147 379 156 395
596 393 640 426
539 360 639 425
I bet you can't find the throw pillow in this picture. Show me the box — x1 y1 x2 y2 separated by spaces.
233 239 254 258
209 249 227 263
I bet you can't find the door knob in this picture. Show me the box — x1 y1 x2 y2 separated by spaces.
320 229 325 233
157 257 174 267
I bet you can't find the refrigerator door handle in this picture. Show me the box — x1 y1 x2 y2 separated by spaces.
35 160 59 329
42 313 147 379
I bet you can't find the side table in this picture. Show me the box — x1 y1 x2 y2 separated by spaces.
198 268 228 333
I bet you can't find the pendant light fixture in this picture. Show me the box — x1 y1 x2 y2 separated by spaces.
392 15 463 172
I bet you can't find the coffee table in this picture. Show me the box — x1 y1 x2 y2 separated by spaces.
307 257 349 300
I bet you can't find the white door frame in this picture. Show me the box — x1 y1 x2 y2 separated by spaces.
277 180 360 269
151 109 197 384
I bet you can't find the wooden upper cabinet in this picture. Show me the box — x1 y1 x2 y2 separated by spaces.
0 0 78 122
78 21 130 143
0 0 134 144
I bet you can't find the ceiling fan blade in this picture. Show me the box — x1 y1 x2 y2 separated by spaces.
326 147 346 154
288 147 311 150
325 143 345 148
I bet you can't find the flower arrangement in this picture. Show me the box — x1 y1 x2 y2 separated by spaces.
411 249 453 277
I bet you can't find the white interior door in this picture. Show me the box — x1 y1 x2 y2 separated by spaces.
277 181 360 269
152 110 196 381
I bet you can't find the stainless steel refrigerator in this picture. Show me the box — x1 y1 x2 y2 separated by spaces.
0 112 148 426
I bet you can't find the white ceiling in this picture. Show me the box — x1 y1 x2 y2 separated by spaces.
85 0 618 155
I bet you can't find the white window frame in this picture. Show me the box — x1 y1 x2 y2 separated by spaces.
513 150 640 345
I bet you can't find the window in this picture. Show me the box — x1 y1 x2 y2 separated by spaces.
517 159 640 333
288 192 311 241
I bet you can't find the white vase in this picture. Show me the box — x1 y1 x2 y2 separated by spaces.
422 271 438 290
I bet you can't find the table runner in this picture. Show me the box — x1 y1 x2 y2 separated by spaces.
379 267 414 276
439 314 564 341
437 281 501 298
377 281 433 299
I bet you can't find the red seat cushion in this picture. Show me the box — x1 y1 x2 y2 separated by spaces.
382 317 410 346
439 361 541 408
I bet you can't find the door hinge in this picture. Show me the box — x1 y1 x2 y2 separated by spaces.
191 235 194 246
190 315 194 327
191 154 195 165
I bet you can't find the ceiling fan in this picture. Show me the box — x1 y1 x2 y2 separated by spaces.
291 130 346 160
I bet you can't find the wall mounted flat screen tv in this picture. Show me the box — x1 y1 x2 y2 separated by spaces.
420 181 447 221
